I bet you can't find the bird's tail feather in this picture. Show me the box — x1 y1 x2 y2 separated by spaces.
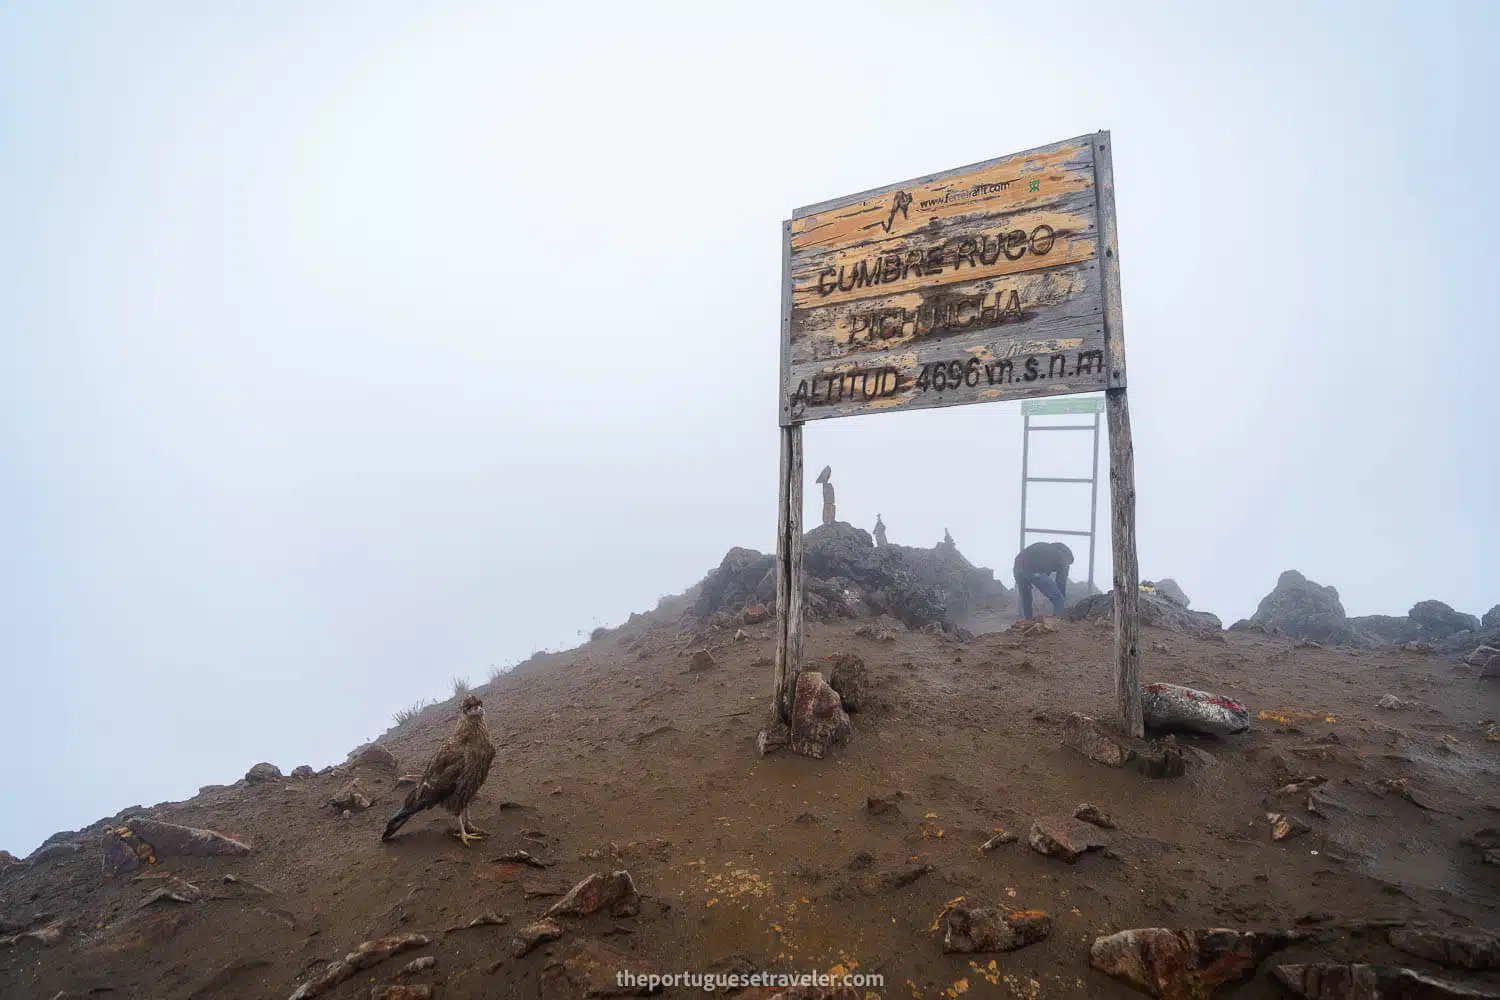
381 809 413 841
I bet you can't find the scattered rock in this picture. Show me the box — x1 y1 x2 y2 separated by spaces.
1069 590 1222 636
1485 606 1500 630
28 842 82 864
329 779 371 813
866 793 903 817
1404 640 1434 654
756 725 789 757
138 878 202 908
1138 737 1187 779
544 871 641 919
0 918 67 948
824 653 868 712
1029 817 1108 862
538 940 645 999
1273 962 1500 999
980 831 1018 851
291 765 315 779
125 818 252 858
371 986 433 1000
733 629 748 642
944 906 1053 953
350 744 399 773
1075 803 1116 829
245 762 282 783
447 913 507 931
1466 646 1500 668
743 603 769 624
1090 928 1301 999
511 919 564 957
688 649 716 672
1268 812 1311 841
789 670 851 759
399 956 436 975
493 850 552 868
101 829 148 875
287 934 430 1000
1062 712 1135 767
1141 682 1249 736
880 863 934 891
1376 694 1410 711
1388 929 1500 971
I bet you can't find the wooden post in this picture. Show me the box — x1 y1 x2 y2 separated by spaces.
772 422 804 722
1106 387 1142 737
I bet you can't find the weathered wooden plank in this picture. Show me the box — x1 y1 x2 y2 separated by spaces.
773 424 794 721
1091 132 1127 389
785 320 1107 423
790 259 1102 368
789 194 1098 310
791 137 1095 251
1106 386 1142 738
780 132 1115 423
771 424 804 722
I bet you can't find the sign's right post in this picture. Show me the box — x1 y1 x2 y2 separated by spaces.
1092 132 1143 739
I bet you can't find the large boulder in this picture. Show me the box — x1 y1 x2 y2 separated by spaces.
1250 571 1352 644
1141 683 1249 736
1068 591 1222 636
1155 579 1191 609
1409 600 1481 640
694 524 1007 636
694 547 776 619
1485 605 1500 630
790 671 851 759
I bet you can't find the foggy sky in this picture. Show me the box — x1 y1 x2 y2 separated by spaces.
2 1 1496 855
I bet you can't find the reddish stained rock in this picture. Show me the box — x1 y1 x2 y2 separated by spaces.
743 603 769 624
1029 817 1108 862
790 671 851 759
944 906 1053 953
1388 928 1500 971
1090 928 1301 1000
544 871 640 919
1062 712 1134 767
1274 963 1500 999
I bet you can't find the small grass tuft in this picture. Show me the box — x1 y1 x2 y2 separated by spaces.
392 700 429 726
452 676 471 699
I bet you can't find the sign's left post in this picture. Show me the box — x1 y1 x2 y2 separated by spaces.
773 220 804 723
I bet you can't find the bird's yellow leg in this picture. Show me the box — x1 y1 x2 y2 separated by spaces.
456 813 482 847
462 808 488 837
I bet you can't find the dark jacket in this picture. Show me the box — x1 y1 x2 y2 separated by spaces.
1014 542 1073 577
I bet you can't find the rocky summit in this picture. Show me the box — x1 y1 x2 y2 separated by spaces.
2 537 1497 1000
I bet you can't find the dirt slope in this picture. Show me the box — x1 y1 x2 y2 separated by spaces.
3 605 1498 1000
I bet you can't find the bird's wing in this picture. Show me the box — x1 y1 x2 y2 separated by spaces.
401 742 465 812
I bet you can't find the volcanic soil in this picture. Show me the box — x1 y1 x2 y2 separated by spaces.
3 598 1498 999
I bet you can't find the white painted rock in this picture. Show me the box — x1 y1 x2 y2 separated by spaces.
1141 682 1249 736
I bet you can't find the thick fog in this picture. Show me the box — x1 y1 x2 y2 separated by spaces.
2 2 1495 855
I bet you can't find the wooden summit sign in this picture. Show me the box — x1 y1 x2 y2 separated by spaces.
772 131 1145 740
779 132 1126 425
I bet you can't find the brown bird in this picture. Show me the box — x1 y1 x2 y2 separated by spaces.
381 694 496 846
